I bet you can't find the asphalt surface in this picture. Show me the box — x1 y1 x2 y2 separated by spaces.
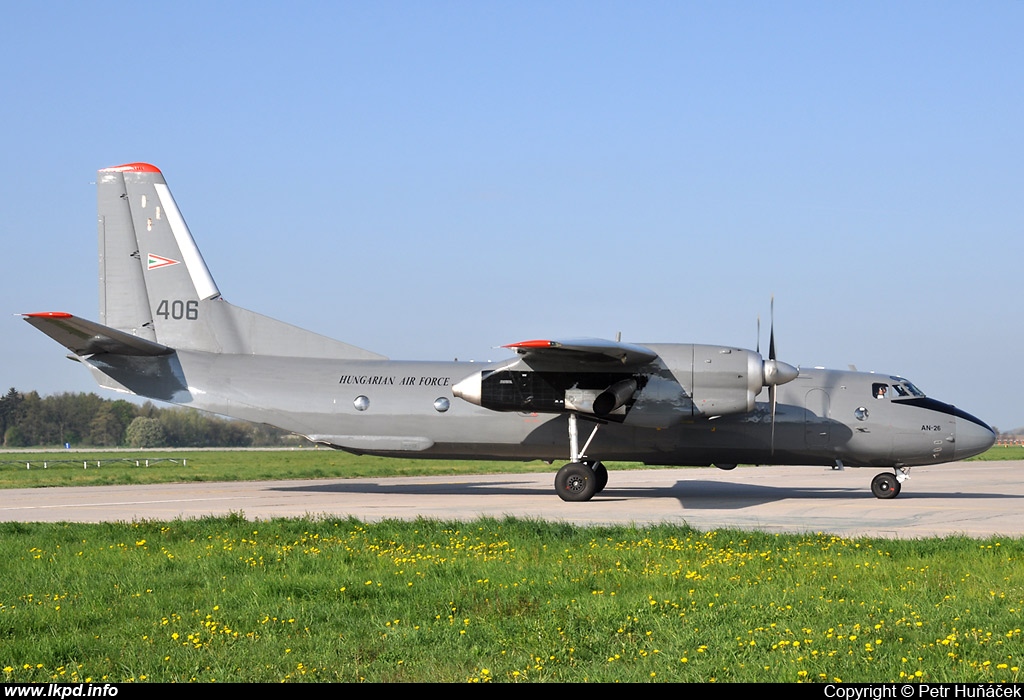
3 460 1021 537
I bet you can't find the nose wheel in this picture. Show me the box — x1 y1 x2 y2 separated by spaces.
871 471 902 499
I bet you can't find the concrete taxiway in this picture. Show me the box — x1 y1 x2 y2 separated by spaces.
1 461 1020 537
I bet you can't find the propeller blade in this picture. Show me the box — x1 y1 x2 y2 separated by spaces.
757 297 796 454
764 296 789 454
760 296 798 388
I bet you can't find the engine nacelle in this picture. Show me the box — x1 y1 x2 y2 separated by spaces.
690 345 765 416
452 343 798 429
632 344 763 419
625 344 795 427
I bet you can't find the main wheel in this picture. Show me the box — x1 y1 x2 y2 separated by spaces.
871 472 901 499
714 463 737 471
555 462 598 502
589 461 609 493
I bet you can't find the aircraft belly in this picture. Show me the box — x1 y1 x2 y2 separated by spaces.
646 411 838 467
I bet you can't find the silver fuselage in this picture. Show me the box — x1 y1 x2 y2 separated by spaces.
84 348 992 469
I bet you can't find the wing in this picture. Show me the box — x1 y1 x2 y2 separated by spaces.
22 312 172 357
503 338 658 368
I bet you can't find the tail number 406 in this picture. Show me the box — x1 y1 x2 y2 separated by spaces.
157 299 199 321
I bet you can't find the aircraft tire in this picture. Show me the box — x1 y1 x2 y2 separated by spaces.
555 462 598 502
871 472 901 499
714 463 737 471
589 461 609 493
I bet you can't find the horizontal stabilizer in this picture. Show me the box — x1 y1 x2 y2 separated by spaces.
22 312 172 357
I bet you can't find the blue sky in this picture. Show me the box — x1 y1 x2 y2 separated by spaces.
2 2 1021 430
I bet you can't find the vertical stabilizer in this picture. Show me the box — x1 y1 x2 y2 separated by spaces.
107 163 223 351
98 163 159 341
95 163 385 360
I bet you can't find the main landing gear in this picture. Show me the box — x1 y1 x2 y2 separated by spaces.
870 467 910 499
554 414 608 502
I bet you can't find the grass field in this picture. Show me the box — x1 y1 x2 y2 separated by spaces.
968 445 1024 461
1 447 1020 682
0 449 572 490
0 516 1020 683
0 444 1018 491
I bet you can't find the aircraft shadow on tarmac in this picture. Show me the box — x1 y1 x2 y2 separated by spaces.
270 478 1022 511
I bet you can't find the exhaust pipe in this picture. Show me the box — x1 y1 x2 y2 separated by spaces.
593 379 638 417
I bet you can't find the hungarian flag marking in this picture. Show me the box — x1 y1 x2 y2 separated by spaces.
147 253 180 270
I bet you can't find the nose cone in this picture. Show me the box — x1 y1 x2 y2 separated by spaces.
954 414 996 460
763 359 799 387
452 371 483 406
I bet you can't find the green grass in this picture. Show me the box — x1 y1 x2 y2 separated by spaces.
0 445 1016 490
0 449 579 489
967 445 1024 461
0 517 1020 682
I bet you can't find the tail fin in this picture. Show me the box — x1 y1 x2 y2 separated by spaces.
98 163 385 360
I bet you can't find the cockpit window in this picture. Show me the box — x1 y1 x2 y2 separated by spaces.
874 380 927 400
902 381 925 397
888 378 926 398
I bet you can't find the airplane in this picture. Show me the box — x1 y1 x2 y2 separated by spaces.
23 162 996 502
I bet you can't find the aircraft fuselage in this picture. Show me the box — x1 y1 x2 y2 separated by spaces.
85 347 993 471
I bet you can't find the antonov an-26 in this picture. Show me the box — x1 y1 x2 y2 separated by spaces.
24 163 996 502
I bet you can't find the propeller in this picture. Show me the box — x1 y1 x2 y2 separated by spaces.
759 297 799 453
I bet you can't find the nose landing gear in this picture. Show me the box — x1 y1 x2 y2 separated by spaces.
871 467 910 499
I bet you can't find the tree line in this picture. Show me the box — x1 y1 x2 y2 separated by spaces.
0 388 291 448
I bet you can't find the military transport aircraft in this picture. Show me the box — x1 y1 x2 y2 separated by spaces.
23 163 996 502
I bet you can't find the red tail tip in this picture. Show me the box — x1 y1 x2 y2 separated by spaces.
99 162 162 173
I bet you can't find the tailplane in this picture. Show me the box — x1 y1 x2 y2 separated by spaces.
23 312 171 357
96 163 384 360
